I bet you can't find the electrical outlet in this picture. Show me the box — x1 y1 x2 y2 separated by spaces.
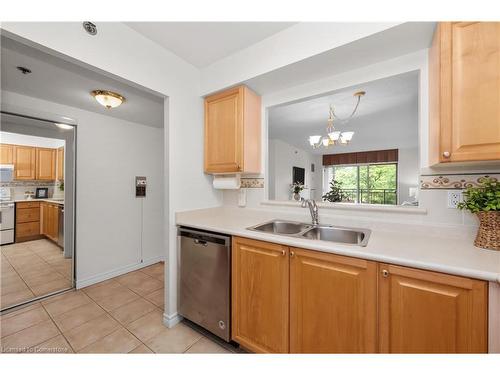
447 190 463 209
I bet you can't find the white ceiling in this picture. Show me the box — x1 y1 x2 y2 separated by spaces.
125 22 297 68
1 37 165 128
246 22 435 95
269 71 419 154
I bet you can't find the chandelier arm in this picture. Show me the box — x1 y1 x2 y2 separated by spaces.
330 95 362 122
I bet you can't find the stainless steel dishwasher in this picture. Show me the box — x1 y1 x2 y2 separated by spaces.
178 227 231 341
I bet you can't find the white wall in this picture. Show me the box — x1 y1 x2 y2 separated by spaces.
398 147 419 203
1 22 223 326
269 139 322 201
2 90 164 285
0 131 65 148
201 23 400 95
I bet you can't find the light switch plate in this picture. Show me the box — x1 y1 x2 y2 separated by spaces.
447 190 463 209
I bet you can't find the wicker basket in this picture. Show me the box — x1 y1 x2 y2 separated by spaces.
475 211 500 251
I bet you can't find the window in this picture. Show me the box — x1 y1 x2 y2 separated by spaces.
323 163 398 205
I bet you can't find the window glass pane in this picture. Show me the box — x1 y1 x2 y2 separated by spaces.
333 166 357 202
366 164 397 205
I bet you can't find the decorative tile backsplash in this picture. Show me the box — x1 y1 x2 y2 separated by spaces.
240 177 264 188
0 180 56 187
420 174 500 189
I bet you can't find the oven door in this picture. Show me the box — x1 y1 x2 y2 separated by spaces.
0 202 15 230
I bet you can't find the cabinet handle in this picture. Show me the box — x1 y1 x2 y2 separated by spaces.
290 251 295 257
281 249 286 256
442 151 450 158
381 269 389 278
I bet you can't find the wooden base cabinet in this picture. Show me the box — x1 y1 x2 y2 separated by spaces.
290 248 377 353
232 237 289 353
40 201 59 242
378 263 488 353
231 237 489 354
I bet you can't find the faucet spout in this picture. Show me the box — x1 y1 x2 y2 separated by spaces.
302 199 319 225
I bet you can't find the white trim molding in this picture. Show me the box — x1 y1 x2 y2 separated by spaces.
260 200 427 215
163 312 183 328
76 256 164 289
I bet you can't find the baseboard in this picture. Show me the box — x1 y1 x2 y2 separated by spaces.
163 312 183 328
76 256 164 289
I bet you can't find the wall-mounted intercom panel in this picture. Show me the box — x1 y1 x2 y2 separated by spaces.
136 176 146 197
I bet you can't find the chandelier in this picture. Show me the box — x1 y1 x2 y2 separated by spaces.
308 91 365 149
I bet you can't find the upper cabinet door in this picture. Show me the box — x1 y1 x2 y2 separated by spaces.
378 263 487 353
57 147 64 180
13 146 36 180
429 22 500 164
205 87 242 173
0 144 14 164
36 148 56 180
204 85 261 174
232 237 289 353
289 248 377 353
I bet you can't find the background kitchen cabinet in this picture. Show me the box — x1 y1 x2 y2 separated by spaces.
40 202 59 242
232 236 289 353
13 145 36 180
429 22 500 164
204 85 261 174
56 146 64 180
36 147 56 180
15 202 40 242
0 144 14 164
378 263 487 353
289 248 377 353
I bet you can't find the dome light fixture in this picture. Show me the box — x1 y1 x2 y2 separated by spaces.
91 90 125 109
55 123 73 130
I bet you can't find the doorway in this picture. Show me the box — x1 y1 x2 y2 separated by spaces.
0 111 76 312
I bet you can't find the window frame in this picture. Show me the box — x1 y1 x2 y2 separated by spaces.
324 161 399 205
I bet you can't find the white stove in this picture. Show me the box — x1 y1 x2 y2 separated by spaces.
0 187 15 245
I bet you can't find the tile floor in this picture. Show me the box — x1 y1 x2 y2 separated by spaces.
0 262 232 354
1 239 73 310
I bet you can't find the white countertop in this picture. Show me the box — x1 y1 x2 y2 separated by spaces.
15 198 64 205
176 206 500 283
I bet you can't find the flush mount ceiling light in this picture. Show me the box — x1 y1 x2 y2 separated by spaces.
308 91 365 149
90 90 125 109
55 123 73 130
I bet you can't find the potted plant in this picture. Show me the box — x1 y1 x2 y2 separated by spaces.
290 182 304 201
458 178 500 251
322 180 347 203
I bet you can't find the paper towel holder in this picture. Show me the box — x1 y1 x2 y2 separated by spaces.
213 174 241 190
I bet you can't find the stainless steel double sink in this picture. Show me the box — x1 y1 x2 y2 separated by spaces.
247 220 370 247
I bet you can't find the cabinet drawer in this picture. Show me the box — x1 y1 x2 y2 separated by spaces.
17 201 40 209
16 222 40 238
16 207 40 223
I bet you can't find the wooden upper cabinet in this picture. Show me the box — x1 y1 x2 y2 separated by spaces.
0 144 14 164
13 146 36 180
232 237 289 353
57 146 64 180
429 22 500 164
378 263 487 353
36 147 56 180
204 85 261 174
290 249 377 353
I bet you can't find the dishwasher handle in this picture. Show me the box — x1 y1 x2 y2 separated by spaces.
178 227 230 247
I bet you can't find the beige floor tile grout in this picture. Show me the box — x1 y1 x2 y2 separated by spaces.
79 283 160 353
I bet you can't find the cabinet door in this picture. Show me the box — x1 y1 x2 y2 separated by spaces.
0 144 14 164
378 263 487 353
13 146 36 180
434 22 500 162
232 237 289 353
40 202 47 236
204 87 243 173
290 248 377 353
36 148 56 180
57 147 64 180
